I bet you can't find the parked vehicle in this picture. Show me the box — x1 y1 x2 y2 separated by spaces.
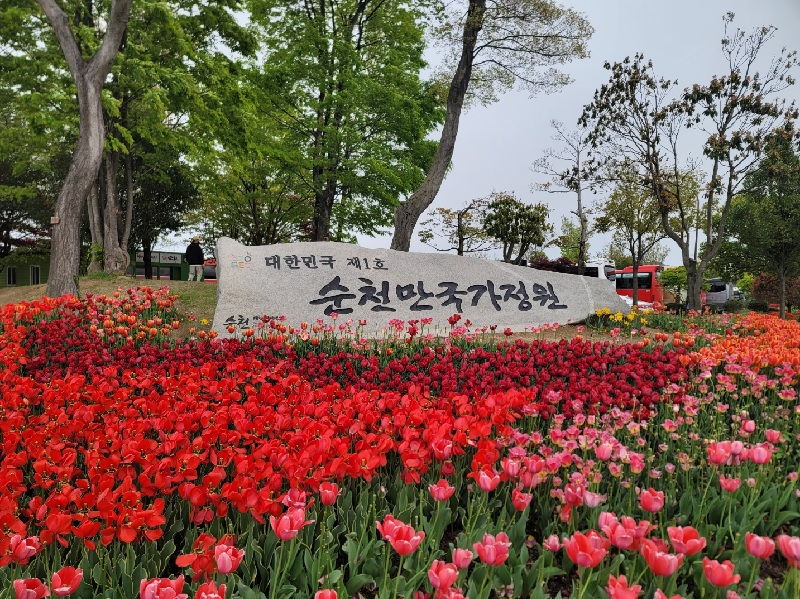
615 265 665 306
705 278 735 310
581 262 617 282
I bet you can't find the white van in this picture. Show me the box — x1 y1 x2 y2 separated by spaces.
705 278 735 310
582 262 617 283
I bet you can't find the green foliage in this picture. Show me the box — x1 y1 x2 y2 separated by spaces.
249 0 444 240
483 192 552 265
660 266 687 303
417 198 493 256
594 165 667 274
553 216 586 263
737 273 755 297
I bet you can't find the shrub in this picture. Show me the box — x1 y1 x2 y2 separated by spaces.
723 299 744 313
748 299 770 312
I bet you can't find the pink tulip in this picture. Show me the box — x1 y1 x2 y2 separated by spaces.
270 508 314 541
13 579 50 599
473 532 511 566
476 469 500 492
745 533 775 560
428 560 459 589
428 480 455 502
641 539 684 577
139 576 188 599
638 488 665 512
214 543 244 574
195 581 226 599
319 482 340 506
451 548 473 569
376 515 425 556
606 574 642 599
776 534 800 567
667 526 706 556
702 558 741 587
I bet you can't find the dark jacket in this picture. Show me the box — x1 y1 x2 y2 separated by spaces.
185 242 204 265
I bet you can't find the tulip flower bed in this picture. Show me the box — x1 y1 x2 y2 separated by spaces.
0 287 799 599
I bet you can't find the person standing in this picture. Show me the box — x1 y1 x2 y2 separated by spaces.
185 236 204 282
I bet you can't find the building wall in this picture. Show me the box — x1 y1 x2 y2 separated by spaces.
0 260 50 288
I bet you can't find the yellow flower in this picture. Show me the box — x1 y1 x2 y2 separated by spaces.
200 318 209 325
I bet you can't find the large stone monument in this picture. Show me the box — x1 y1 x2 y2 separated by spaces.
212 238 628 337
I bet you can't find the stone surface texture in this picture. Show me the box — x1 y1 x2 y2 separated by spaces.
212 238 628 337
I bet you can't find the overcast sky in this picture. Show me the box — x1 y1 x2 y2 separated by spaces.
355 0 800 266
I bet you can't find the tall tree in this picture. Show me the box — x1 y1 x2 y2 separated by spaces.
580 14 798 309
417 198 494 256
726 128 800 317
483 192 551 265
250 0 442 242
390 0 593 251
96 0 254 274
553 216 589 264
594 167 667 305
31 0 132 297
532 120 596 272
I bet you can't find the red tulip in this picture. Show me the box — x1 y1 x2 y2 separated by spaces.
428 480 455 502
314 591 337 599
640 539 684 577
214 543 244 574
745 533 775 560
667 526 706 556
51 567 83 596
319 482 340 506
719 475 741 493
702 558 741 587
13 579 50 599
776 534 800 567
376 515 425 556
638 488 665 513
139 576 188 599
606 574 642 599
563 531 607 568
195 581 226 599
654 590 685 599
473 532 511 566
270 508 314 541
511 488 532 511
428 560 459 589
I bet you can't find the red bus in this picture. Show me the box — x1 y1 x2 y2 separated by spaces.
614 265 665 306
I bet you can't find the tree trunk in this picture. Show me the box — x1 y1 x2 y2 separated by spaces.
390 0 486 251
47 77 104 297
86 180 103 273
38 0 132 297
142 237 153 279
779 261 787 320
121 150 134 254
685 259 700 311
103 152 129 274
